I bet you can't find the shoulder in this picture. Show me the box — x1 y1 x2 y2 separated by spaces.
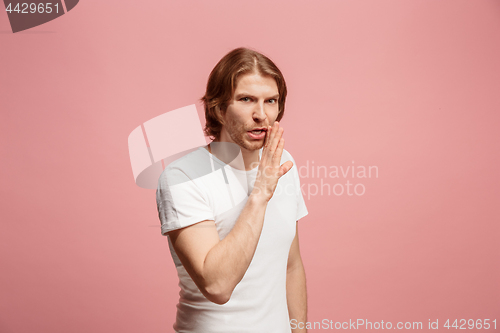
279 148 301 181
158 147 212 187
281 148 297 165
166 147 208 170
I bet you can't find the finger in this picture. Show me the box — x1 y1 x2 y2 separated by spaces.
264 125 271 149
260 125 272 167
264 122 279 161
269 125 283 156
279 160 294 178
272 136 285 167
268 122 279 149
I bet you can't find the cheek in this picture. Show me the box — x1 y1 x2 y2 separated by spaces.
226 117 245 132
229 114 247 126
266 106 280 121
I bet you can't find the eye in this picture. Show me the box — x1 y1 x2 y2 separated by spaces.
267 99 277 104
240 97 252 102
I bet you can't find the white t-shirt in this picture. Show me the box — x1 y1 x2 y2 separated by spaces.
156 146 308 333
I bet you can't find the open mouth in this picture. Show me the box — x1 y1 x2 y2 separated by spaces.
247 128 267 139
249 127 267 134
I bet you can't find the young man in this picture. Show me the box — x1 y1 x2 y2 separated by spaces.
156 48 308 332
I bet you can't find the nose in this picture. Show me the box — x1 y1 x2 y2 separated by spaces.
252 102 267 123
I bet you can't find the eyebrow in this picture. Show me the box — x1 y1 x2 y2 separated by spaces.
234 93 279 100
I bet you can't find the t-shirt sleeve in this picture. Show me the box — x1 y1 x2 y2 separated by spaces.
285 150 308 221
293 163 308 221
156 166 215 235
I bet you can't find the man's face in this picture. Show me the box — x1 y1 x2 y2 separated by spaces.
219 72 280 152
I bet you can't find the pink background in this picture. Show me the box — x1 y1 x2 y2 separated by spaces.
1 0 499 332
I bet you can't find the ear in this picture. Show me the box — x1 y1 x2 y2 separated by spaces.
215 105 225 125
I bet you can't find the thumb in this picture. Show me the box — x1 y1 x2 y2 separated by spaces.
279 161 294 178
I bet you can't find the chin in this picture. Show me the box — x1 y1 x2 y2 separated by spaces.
230 132 264 151
245 141 264 151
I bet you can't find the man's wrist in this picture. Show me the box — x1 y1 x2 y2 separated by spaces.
248 191 269 206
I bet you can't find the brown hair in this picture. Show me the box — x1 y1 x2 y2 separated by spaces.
201 47 287 140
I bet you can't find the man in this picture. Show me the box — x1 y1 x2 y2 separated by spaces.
156 47 308 332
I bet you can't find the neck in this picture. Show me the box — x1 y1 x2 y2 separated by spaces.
208 140 260 171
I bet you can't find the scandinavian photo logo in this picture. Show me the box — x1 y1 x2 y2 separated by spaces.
3 0 79 33
297 160 379 200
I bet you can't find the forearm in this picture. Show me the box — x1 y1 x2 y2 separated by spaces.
201 193 268 303
287 262 308 333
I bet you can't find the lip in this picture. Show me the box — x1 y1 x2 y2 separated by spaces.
247 129 267 140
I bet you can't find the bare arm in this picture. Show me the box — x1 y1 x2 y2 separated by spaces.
287 222 307 332
168 122 293 304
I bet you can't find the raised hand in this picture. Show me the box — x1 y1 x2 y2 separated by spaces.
251 121 294 203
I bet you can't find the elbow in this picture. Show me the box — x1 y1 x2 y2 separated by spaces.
203 283 233 305
207 294 231 305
